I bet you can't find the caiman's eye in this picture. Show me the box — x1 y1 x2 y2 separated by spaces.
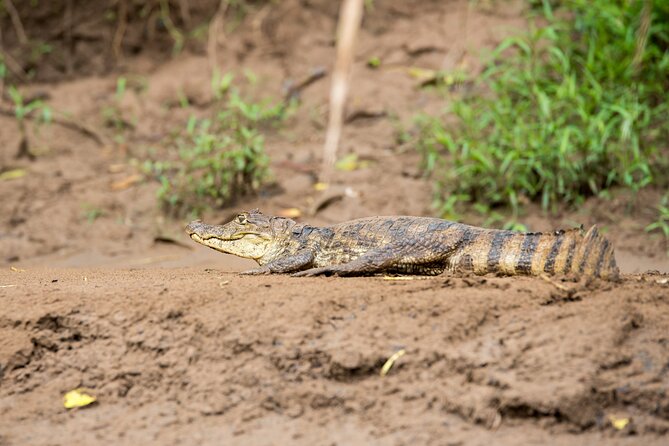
237 214 247 224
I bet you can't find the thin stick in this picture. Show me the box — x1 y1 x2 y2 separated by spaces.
0 107 107 147
0 24 5 99
207 0 229 73
64 0 74 75
4 0 28 45
539 274 570 292
112 0 128 62
178 0 192 28
321 0 364 181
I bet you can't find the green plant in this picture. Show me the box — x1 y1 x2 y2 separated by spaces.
81 204 104 224
417 0 669 220
646 194 669 247
7 85 52 158
144 73 293 217
102 76 137 143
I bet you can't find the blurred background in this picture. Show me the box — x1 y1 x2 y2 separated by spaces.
0 0 667 272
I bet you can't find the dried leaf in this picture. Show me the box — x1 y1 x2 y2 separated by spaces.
608 415 630 430
0 169 27 181
108 164 126 173
10 266 25 272
335 153 370 171
63 389 97 409
111 174 142 191
380 349 406 377
278 208 302 218
407 67 435 81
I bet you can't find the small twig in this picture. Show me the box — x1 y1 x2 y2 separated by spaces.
4 0 28 45
539 273 570 292
283 67 327 102
15 120 33 160
159 0 184 53
0 27 4 99
112 0 128 62
0 49 27 81
0 107 107 147
178 0 191 28
441 0 470 70
0 23 27 82
321 0 364 181
64 0 75 75
207 0 229 72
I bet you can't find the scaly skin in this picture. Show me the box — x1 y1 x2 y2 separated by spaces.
185 209 619 279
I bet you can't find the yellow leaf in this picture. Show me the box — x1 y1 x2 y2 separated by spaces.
278 208 302 218
608 415 630 430
108 163 126 173
63 389 97 409
10 266 25 272
0 169 27 181
407 67 436 80
110 174 142 191
335 154 371 172
380 349 406 377
314 182 329 191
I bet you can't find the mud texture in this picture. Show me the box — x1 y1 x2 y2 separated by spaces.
1 269 668 445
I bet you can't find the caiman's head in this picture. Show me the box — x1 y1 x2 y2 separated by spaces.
185 209 292 261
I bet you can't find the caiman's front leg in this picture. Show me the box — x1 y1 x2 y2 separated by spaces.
291 247 403 277
240 250 314 275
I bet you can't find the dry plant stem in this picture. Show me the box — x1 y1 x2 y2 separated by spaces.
539 274 570 292
321 0 364 181
0 107 106 147
4 0 28 45
0 26 4 99
64 0 74 75
442 0 470 70
113 0 129 62
207 0 229 73
632 0 653 72
0 46 27 81
0 7 28 82
178 0 192 27
159 0 183 51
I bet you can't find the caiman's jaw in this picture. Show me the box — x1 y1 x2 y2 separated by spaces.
185 217 273 260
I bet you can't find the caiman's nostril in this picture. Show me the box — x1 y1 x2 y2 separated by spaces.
185 220 202 235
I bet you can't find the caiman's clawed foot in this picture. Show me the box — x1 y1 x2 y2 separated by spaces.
240 266 272 275
291 267 336 277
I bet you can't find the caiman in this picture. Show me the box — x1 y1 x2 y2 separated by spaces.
185 209 619 279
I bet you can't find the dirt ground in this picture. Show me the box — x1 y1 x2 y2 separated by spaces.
1 0 669 445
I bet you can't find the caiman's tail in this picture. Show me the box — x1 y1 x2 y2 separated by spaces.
451 225 619 280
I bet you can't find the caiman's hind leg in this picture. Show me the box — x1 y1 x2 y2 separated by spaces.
241 250 314 275
291 246 445 277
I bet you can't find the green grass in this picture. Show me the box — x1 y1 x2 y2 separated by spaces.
417 0 669 222
646 194 669 250
142 72 294 218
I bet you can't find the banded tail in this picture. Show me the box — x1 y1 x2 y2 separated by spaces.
450 225 619 280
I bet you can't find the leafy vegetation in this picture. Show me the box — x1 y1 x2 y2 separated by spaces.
646 194 669 249
417 0 669 221
143 72 294 218
5 85 53 160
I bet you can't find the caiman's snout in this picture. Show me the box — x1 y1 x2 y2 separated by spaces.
185 220 204 236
